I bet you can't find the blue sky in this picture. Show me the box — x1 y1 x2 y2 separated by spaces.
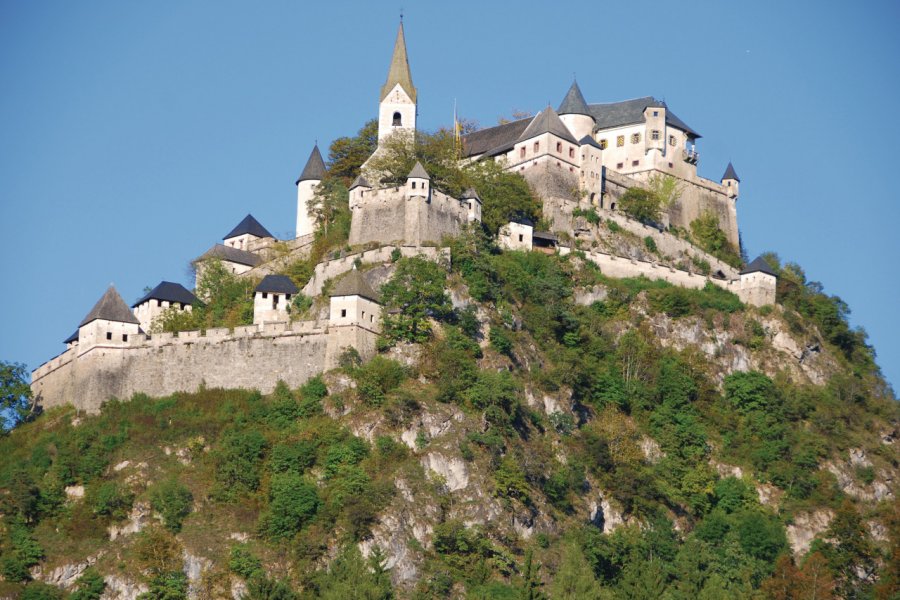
1 0 898 390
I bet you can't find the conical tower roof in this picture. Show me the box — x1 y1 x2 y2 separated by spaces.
296 144 327 184
722 161 740 182
407 161 430 180
224 214 273 240
79 286 140 327
517 106 578 144
380 22 417 102
558 80 591 116
330 267 380 303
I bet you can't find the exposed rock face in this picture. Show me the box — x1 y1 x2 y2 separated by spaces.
639 436 664 464
183 550 212 599
100 575 148 600
421 452 469 491
65 485 85 499
400 406 465 449
108 502 152 541
589 495 626 534
756 483 783 508
825 454 895 502
787 510 834 555
32 557 96 589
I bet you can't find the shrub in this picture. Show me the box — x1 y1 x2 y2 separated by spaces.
270 441 316 475
138 571 188 600
260 473 320 540
149 479 193 533
380 257 452 342
573 207 601 225
643 236 657 253
213 430 268 500
70 568 106 600
489 326 513 356
353 356 407 407
228 544 263 580
619 188 662 223
87 481 133 520
21 582 65 600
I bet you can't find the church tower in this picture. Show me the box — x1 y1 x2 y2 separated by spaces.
378 21 417 142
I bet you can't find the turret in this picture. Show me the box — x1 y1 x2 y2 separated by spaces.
461 188 482 223
644 102 666 155
223 214 274 251
406 161 430 200
296 144 327 238
378 21 417 142
722 162 740 199
77 286 142 349
348 174 371 210
253 275 298 325
738 256 776 307
557 80 595 142
132 281 198 332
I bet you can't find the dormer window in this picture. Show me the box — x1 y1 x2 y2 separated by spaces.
392 112 402 126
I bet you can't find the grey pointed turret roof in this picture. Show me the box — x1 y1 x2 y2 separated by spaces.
224 214 273 240
722 162 740 182
132 282 198 308
349 174 371 190
579 135 603 150
558 80 591 116
407 161 430 180
517 106 578 145
196 244 263 267
380 22 416 102
740 257 777 276
296 144 327 184
330 268 380 303
63 330 79 344
79 286 141 327
255 274 298 294
461 188 481 201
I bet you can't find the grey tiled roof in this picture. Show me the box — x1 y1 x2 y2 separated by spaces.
197 244 262 267
132 281 198 308
517 106 578 144
255 274 298 294
558 80 590 116
349 174 370 190
407 161 430 180
64 330 78 344
533 231 558 242
588 97 700 139
296 144 327 184
330 268 380 303
461 117 532 157
740 257 777 276
579 135 603 149
79 286 141 327
380 22 416 102
224 214 273 240
722 162 740 182
461 188 481 201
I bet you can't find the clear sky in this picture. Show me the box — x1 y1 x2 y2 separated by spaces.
1 0 898 391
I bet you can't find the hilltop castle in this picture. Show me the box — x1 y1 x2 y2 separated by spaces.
31 22 776 412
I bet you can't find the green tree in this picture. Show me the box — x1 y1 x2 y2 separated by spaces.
380 256 452 343
260 473 320 539
70 568 107 600
1 361 35 430
549 543 609 599
689 212 741 268
314 545 393 600
618 187 662 224
149 479 193 533
327 119 378 183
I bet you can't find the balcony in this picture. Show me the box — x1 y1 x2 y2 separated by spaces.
682 148 699 165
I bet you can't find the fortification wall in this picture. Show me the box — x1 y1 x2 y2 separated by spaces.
603 168 739 248
349 188 468 248
412 192 469 246
579 249 738 293
302 245 448 297
349 190 408 246
32 322 328 413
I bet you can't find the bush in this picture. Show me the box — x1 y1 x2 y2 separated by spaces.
149 479 193 533
619 188 662 223
489 326 513 356
88 481 133 520
643 236 657 253
228 544 263 580
70 568 106 600
21 582 65 600
353 356 407 407
260 474 320 540
380 257 452 342
214 430 268 500
270 441 316 476
138 571 188 600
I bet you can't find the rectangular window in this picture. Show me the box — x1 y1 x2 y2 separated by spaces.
669 135 676 146
411 181 416 189
370 315 374 322
569 147 575 158
616 136 624 147
262 292 267 299
631 133 641 144
157 299 162 307
651 130 660 140
341 309 347 317
599 139 608 149
520 147 526 158
668 162 674 168
556 142 562 152
652 110 659 117
534 141 540 152
106 332 112 340
632 160 639 166
616 162 624 169
122 334 128 342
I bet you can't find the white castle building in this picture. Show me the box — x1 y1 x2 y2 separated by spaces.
31 21 777 414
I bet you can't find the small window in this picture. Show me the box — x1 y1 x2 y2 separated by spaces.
341 309 347 318
411 181 416 189
156 299 162 307
616 162 624 169
533 141 539 152
520 147 526 158
569 147 575 158
519 234 524 242
632 160 639 166
286 294 291 301
616 136 624 147
392 112 402 126
262 292 267 299
599 139 608 150
362 311 366 319
669 135 676 146
653 110 659 117
106 332 112 340
631 133 641 144
122 334 128 342
370 315 374 322
556 142 562 152
651 130 660 140
668 162 674 168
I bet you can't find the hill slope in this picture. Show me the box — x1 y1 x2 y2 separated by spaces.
1 234 897 600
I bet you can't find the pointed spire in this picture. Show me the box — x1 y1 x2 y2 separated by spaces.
224 214 273 240
407 161 430 180
79 286 140 327
380 21 416 102
296 144 327 184
517 106 578 144
722 161 740 182
558 80 590 116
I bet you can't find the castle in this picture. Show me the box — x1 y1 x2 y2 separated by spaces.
31 22 776 412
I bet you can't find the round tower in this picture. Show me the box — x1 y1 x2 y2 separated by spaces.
721 161 740 200
296 144 327 238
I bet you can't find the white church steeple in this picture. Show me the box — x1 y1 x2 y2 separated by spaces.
378 21 417 142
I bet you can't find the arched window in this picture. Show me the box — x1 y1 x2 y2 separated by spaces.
393 112 402 126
